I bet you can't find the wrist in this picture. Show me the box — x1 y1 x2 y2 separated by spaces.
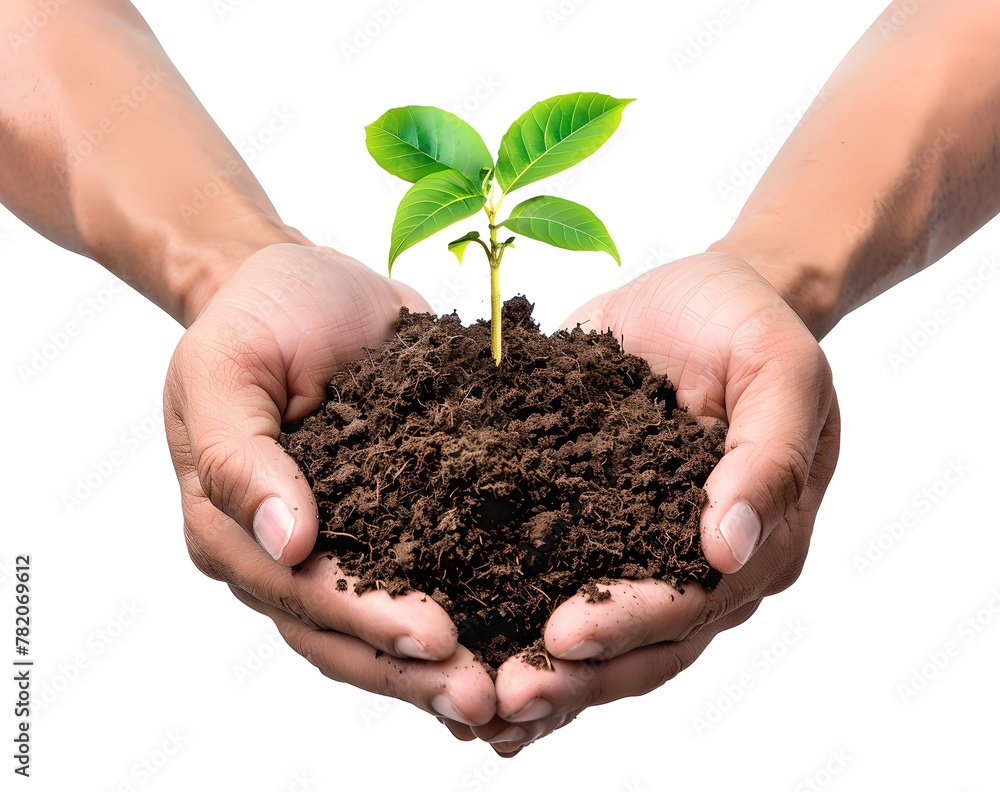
168 216 312 326
708 214 847 340
83 200 310 326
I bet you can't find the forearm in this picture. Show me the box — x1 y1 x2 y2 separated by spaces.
710 0 1000 339
0 0 307 325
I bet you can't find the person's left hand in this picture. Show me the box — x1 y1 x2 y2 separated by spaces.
164 243 498 728
458 252 841 755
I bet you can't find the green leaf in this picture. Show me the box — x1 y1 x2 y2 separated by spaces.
495 93 634 193
498 195 621 264
448 230 481 264
389 170 486 272
366 106 493 185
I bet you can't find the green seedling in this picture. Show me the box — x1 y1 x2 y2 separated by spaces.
365 92 633 364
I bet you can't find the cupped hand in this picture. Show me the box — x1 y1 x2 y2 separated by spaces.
163 243 496 727
477 252 841 754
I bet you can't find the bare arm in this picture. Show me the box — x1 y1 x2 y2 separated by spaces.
0 0 306 324
1 1 499 726
711 0 1000 338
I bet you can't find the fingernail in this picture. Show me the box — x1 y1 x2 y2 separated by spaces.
431 694 474 726
720 501 762 566
488 726 528 745
253 496 294 562
555 639 604 661
394 635 437 661
506 697 554 722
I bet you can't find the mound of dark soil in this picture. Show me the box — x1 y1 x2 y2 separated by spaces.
279 297 725 669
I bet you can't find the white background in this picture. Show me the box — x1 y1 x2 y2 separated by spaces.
3 1 999 789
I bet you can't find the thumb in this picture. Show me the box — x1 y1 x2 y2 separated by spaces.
166 245 433 567
165 327 318 566
699 343 835 574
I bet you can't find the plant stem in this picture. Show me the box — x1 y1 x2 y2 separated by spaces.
487 199 502 365
490 256 501 364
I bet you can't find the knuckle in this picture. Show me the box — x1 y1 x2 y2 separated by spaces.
241 556 290 607
277 591 322 631
195 439 254 510
289 629 351 686
623 583 656 650
593 666 606 706
373 663 404 701
764 534 810 596
698 583 746 634
183 525 229 582
776 443 811 509
652 651 687 689
572 659 606 708
560 657 600 707
299 640 341 682
748 436 811 518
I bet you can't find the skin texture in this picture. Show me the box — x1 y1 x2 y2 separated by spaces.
475 0 1000 753
0 0 498 724
0 0 299 320
165 244 497 724
712 0 1000 340
470 255 840 751
3 0 1000 756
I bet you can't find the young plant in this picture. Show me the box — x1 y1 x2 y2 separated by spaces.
365 92 633 364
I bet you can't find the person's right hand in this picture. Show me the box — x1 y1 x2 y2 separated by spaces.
163 243 497 728
472 252 841 754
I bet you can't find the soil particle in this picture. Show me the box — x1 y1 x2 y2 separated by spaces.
581 581 613 603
